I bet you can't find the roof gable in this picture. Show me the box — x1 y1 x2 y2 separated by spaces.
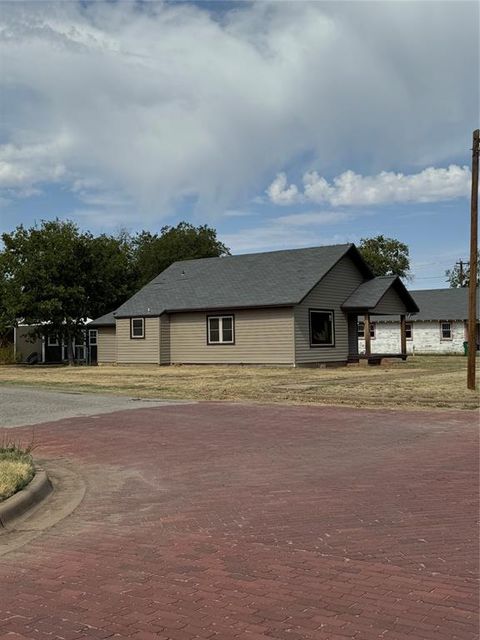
342 276 419 314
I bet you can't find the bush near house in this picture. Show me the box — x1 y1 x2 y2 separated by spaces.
0 444 35 501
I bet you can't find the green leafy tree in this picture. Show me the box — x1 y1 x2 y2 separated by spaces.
132 221 230 287
1 220 94 363
86 231 138 318
445 259 480 287
358 235 411 279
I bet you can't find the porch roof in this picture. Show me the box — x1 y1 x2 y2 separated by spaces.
342 276 419 314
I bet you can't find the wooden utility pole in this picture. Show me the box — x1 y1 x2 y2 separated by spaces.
467 129 479 390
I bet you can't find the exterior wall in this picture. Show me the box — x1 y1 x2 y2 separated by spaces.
15 327 42 363
373 287 408 315
359 320 469 355
294 254 365 363
97 326 116 363
169 307 294 364
116 317 160 364
159 314 170 365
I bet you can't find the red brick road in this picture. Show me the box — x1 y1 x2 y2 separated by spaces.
0 403 478 640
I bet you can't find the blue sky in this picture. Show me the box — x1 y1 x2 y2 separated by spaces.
0 0 478 288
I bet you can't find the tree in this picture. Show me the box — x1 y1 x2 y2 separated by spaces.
1 220 94 363
445 259 480 287
132 221 230 287
358 235 411 279
86 231 137 318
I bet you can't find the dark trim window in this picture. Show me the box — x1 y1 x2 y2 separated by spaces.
89 329 98 345
309 309 335 347
357 321 376 339
130 317 145 339
207 315 234 344
440 321 452 340
47 335 59 347
405 323 413 340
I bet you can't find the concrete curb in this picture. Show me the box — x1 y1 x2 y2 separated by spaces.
0 469 53 528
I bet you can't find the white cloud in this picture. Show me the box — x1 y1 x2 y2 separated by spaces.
275 210 352 226
0 138 69 192
267 165 471 207
0 0 477 221
266 173 300 206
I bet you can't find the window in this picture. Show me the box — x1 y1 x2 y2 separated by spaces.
47 335 59 347
130 318 145 339
89 329 98 345
309 309 335 347
440 321 452 340
357 321 375 339
207 315 234 344
405 323 413 340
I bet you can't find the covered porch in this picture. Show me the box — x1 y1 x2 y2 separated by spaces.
342 276 419 365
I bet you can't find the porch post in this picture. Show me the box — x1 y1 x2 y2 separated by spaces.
400 314 407 357
364 313 371 356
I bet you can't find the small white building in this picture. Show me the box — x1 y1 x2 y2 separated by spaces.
359 288 479 355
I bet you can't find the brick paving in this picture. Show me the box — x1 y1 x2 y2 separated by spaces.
0 402 478 640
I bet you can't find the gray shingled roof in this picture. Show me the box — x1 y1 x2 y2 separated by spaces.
89 311 116 327
342 276 419 313
376 287 478 322
112 243 369 318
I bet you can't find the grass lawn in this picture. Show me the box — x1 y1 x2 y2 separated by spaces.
0 355 478 410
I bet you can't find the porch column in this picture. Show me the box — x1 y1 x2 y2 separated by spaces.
400 314 407 356
364 313 371 356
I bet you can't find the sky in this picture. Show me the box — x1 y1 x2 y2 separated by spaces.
0 0 478 288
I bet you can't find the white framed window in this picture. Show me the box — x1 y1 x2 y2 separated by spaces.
207 315 234 344
89 329 98 345
440 321 452 340
309 309 335 347
357 321 375 339
130 318 145 339
405 323 413 340
47 335 59 347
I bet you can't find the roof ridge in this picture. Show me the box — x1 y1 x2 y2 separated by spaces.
168 243 353 267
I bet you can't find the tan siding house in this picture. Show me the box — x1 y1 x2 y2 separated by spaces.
294 254 365 364
116 317 160 364
90 243 418 367
97 326 116 363
170 308 294 364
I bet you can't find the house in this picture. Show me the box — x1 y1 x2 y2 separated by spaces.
358 287 480 355
89 243 419 367
14 321 95 364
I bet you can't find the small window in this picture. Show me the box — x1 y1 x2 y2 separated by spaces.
131 318 145 339
89 329 98 345
358 321 375 339
440 321 452 340
405 323 413 340
207 315 234 344
47 335 59 347
309 309 335 347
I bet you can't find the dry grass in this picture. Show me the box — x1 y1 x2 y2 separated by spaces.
0 355 478 411
0 448 35 501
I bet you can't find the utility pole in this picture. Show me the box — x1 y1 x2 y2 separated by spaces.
467 129 479 391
